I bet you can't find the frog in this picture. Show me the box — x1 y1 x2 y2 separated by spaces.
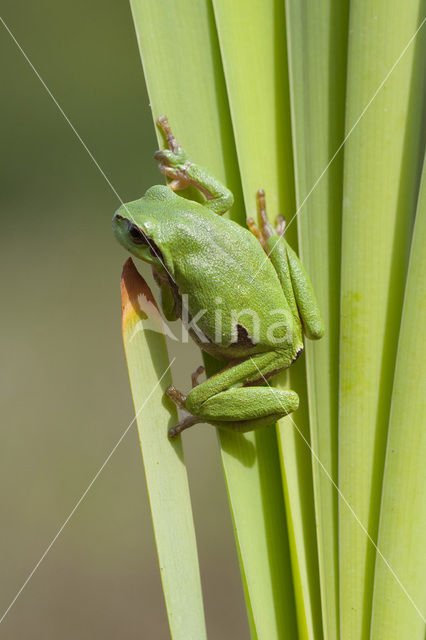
113 116 324 438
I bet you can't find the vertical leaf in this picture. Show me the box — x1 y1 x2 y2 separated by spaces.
284 2 349 638
339 5 426 638
129 0 244 222
370 154 426 637
121 259 206 639
212 1 321 637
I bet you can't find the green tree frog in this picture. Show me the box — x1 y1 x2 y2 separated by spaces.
113 116 324 437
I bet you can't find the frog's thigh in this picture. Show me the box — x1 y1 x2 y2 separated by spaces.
215 413 286 433
185 350 286 416
193 386 299 422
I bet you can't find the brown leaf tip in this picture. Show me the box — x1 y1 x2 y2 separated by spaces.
120 258 159 326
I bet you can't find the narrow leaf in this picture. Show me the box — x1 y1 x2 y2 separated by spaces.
339 6 426 637
370 154 426 637
121 258 206 639
212 1 322 636
284 2 349 638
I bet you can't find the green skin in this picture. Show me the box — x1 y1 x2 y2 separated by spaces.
113 118 324 437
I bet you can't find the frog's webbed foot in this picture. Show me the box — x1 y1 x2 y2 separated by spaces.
156 115 180 152
166 384 203 438
168 414 201 439
155 115 191 191
166 385 187 409
154 150 192 191
247 189 286 250
166 362 205 406
275 215 286 237
154 115 233 214
191 365 205 388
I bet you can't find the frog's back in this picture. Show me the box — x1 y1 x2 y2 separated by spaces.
155 197 293 356
160 199 275 289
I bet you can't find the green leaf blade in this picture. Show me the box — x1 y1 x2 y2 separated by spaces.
339 6 426 637
121 259 207 640
129 0 245 224
284 2 349 638
370 155 426 638
212 1 323 636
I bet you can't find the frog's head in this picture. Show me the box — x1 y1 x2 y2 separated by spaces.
113 185 175 270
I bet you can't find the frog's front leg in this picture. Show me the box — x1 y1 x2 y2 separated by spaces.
154 116 234 215
167 350 299 437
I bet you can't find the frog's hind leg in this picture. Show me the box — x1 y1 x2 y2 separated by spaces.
189 386 299 432
184 350 296 425
167 386 299 438
167 350 293 437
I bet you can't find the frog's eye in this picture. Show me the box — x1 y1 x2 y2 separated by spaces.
128 224 146 244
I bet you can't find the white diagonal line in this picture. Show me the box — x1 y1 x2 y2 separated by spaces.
0 17 121 206
250 358 426 624
0 15 176 285
251 16 426 281
0 358 175 625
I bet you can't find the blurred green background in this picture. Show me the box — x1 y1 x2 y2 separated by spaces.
0 1 249 637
